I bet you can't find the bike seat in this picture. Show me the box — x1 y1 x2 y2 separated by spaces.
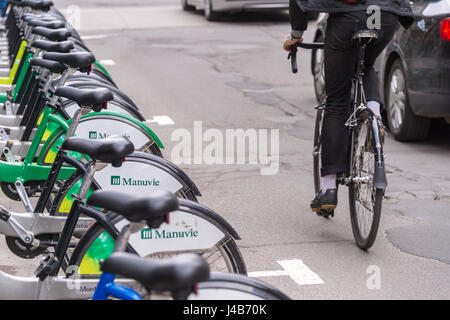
28 19 65 29
54 87 113 107
352 30 379 43
23 14 58 23
32 27 71 42
31 40 74 53
30 57 66 74
101 253 210 294
17 0 53 10
61 135 134 167
87 190 179 227
43 52 95 69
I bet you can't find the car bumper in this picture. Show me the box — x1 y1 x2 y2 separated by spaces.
214 0 289 12
409 91 450 118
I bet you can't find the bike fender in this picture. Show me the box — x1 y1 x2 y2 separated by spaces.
128 152 201 196
178 199 240 240
374 162 388 190
82 111 164 149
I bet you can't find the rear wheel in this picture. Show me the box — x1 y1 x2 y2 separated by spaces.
68 213 247 277
349 119 383 250
386 59 431 141
181 0 195 11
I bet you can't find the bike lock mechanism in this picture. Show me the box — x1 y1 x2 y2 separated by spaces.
0 205 35 245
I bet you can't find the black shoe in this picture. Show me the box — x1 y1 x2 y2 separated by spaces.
310 189 338 212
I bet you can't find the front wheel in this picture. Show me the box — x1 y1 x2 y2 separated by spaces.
204 0 220 21
385 59 431 141
349 119 383 250
313 104 324 194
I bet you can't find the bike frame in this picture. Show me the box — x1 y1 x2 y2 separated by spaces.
342 41 385 187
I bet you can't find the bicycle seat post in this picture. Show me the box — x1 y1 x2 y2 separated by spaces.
356 42 367 79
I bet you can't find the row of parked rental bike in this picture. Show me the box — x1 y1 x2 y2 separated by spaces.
0 0 291 300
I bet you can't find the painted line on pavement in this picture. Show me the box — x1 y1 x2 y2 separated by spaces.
99 59 116 66
146 115 175 126
248 259 324 286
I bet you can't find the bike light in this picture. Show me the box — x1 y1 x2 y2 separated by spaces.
441 18 450 41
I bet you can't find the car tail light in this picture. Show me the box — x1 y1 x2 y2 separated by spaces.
441 18 450 41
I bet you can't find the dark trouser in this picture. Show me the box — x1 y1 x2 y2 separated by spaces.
321 11 399 177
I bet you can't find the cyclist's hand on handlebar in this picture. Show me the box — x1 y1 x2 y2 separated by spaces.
283 34 303 53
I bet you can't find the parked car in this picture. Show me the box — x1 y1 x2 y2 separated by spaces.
181 0 288 21
181 0 320 21
311 0 450 141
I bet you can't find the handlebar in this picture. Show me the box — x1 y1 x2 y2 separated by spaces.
288 42 324 74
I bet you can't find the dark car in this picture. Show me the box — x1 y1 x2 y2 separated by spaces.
311 0 450 141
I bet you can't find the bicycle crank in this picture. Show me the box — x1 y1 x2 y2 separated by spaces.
5 236 48 259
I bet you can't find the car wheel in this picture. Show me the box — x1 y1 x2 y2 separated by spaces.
386 59 431 141
181 0 195 11
204 0 220 21
312 33 325 102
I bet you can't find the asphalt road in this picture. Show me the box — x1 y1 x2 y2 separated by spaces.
0 0 449 300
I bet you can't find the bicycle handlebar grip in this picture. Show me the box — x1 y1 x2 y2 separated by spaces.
297 42 325 50
289 46 298 74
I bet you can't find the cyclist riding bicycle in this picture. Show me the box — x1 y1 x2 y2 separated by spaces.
283 0 414 213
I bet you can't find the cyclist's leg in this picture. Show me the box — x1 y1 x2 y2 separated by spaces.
363 12 400 116
311 13 360 211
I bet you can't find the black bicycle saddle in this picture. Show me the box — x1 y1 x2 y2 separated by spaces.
23 14 59 23
61 135 134 167
28 19 65 29
54 86 113 107
17 0 53 10
30 57 66 74
43 52 95 69
31 40 74 53
32 27 71 42
101 253 210 295
87 190 179 228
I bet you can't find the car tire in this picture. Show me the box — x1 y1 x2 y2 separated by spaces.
311 32 325 102
386 59 431 141
181 0 195 11
204 0 220 21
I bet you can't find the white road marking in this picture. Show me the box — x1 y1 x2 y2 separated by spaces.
80 34 109 40
248 259 324 286
99 59 116 66
278 259 324 286
248 270 289 277
146 115 175 126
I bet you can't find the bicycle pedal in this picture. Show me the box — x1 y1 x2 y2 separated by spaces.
317 209 334 218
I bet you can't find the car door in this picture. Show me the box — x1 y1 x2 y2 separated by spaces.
402 0 450 115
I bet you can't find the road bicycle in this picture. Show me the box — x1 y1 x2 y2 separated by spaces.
90 190 289 300
289 30 388 250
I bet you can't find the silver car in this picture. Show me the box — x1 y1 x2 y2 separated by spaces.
181 0 289 21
